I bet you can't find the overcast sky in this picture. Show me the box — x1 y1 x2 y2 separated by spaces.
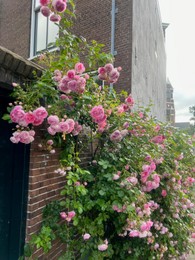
158 0 195 122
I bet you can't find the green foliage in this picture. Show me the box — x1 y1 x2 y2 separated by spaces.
6 1 195 259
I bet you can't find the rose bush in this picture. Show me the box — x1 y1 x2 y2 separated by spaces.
3 1 195 259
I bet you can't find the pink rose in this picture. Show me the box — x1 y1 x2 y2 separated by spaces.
109 69 119 83
72 122 82 136
141 171 150 183
24 112 35 125
10 105 25 123
40 0 50 6
58 82 71 94
140 220 153 232
10 131 21 143
47 139 54 145
154 125 160 132
98 244 108 251
151 135 165 144
161 190 167 197
19 131 34 144
113 174 120 180
83 233 91 240
33 107 48 120
152 174 160 183
122 123 129 130
98 67 106 75
33 117 44 126
104 63 114 73
129 230 140 237
125 96 134 107
59 121 69 132
110 130 122 142
67 69 76 79
66 211 76 222
126 177 138 185
40 6 51 17
47 115 60 125
60 212 67 219
75 62 85 74
66 119 75 133
29 130 35 137
90 105 105 122
47 126 56 135
52 0 67 12
50 13 61 22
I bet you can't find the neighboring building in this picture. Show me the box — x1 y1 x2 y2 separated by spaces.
166 78 175 124
73 0 167 121
175 122 190 129
0 0 167 259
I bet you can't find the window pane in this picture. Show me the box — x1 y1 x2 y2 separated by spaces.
48 20 59 47
36 12 47 53
35 0 40 8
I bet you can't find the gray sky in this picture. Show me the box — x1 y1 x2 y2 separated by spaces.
158 0 195 122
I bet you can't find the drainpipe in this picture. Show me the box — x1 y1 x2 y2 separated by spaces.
111 0 116 56
110 0 117 92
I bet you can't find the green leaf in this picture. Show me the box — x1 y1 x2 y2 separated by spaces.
98 190 105 196
59 200 66 206
2 114 10 121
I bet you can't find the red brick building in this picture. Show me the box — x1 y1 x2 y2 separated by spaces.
0 1 166 259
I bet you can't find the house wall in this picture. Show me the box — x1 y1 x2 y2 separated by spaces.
26 128 67 259
0 0 31 58
131 0 166 121
73 0 133 93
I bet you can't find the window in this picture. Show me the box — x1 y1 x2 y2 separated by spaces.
30 0 59 57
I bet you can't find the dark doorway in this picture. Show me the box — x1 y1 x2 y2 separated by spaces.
0 88 30 259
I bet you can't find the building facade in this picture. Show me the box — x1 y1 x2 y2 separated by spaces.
0 0 167 258
72 0 166 121
166 78 175 124
0 0 167 121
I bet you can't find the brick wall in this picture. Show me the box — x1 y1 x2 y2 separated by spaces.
73 0 133 93
26 126 67 259
0 0 31 58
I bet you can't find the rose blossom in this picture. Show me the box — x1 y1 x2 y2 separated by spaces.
59 121 69 132
33 106 48 120
40 6 51 17
83 233 91 240
125 95 134 107
66 119 75 133
90 105 105 122
129 230 140 237
67 69 76 79
151 135 165 144
24 112 35 124
98 244 108 251
98 239 108 251
50 13 61 22
10 105 25 123
40 0 50 5
47 139 54 145
110 130 122 142
161 190 167 197
52 0 67 12
75 62 85 74
140 220 153 232
113 174 120 180
47 115 60 125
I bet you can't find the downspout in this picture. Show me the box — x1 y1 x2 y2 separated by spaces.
111 0 116 56
110 0 117 91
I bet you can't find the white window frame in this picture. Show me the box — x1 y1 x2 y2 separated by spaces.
30 0 59 59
